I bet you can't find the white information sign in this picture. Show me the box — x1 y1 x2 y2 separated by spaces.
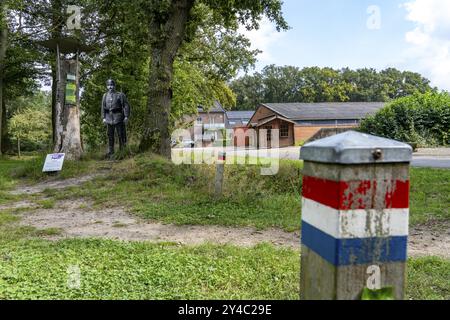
42 153 65 172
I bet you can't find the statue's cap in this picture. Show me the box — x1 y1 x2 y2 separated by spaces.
106 79 116 86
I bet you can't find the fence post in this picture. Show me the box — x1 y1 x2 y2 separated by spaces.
299 131 412 300
215 152 226 198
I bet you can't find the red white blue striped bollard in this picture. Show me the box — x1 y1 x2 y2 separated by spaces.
299 131 412 300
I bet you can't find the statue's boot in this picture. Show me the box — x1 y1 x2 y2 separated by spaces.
106 146 114 159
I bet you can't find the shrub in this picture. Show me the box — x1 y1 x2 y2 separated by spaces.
359 92 450 147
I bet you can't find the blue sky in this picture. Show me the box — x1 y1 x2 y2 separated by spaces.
240 0 450 91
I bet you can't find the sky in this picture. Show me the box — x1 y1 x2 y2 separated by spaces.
239 0 450 91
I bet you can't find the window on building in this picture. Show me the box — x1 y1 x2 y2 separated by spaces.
196 117 202 124
280 122 289 137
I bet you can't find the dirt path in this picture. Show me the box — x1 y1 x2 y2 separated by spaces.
15 199 300 248
9 173 104 196
4 198 447 258
2 173 449 257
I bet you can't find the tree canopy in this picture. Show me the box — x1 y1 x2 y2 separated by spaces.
230 65 436 110
1 0 286 157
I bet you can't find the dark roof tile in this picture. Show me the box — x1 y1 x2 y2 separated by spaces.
262 102 386 120
226 111 255 119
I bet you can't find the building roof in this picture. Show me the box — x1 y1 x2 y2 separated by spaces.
253 115 297 127
198 101 226 113
261 102 386 120
226 111 255 120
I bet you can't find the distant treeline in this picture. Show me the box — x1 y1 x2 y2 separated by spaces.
230 65 436 110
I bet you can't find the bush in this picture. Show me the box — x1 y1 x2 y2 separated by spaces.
359 92 450 147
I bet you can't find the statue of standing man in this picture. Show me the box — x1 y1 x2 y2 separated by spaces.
101 79 130 158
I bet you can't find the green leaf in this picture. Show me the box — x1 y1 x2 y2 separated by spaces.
361 287 395 300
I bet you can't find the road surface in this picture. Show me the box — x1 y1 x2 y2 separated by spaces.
173 147 450 169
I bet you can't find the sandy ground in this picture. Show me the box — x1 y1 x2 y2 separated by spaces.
2 174 449 258
9 174 103 196
16 199 300 248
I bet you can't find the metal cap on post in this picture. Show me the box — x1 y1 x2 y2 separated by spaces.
300 131 413 164
299 131 412 300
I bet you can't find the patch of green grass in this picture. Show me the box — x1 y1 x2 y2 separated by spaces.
0 235 447 299
36 199 55 209
34 227 63 236
0 155 99 191
409 168 450 225
407 256 450 300
0 211 20 226
0 240 300 300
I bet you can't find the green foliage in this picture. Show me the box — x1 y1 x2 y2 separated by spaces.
361 287 394 300
230 66 435 110
9 107 51 153
360 92 450 147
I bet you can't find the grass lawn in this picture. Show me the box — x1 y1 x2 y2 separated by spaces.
0 155 449 300
409 168 450 225
0 236 448 300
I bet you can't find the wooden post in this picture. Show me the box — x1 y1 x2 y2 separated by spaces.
53 57 83 160
299 131 412 300
215 152 226 198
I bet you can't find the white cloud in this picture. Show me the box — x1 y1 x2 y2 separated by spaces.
238 17 284 65
402 0 450 90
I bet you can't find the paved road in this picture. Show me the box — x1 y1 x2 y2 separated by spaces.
174 147 450 169
411 157 450 168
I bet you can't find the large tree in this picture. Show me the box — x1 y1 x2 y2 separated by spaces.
0 0 46 154
80 0 257 149
139 0 288 158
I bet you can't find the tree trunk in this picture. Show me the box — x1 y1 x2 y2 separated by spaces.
0 4 7 156
53 59 83 160
139 0 194 159
51 0 63 145
1 93 8 154
17 136 20 158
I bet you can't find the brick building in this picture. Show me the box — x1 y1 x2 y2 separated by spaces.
245 102 385 148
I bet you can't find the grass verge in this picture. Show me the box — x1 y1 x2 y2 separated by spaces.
0 236 447 300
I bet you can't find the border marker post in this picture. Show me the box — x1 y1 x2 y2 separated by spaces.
299 131 412 300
